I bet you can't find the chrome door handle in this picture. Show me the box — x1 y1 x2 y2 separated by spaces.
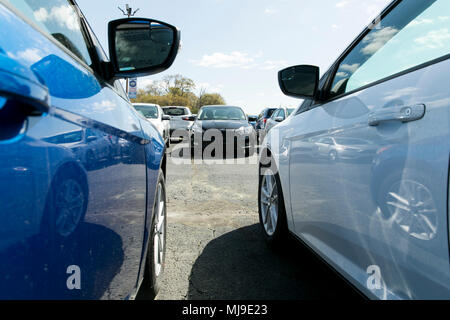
368 104 426 126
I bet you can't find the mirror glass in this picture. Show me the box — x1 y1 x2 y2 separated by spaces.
115 21 175 72
280 65 318 98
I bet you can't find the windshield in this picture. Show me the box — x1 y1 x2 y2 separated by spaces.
266 109 276 118
287 108 295 116
163 107 188 116
198 107 246 121
134 105 159 119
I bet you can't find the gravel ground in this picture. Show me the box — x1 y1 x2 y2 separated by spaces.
156 145 362 300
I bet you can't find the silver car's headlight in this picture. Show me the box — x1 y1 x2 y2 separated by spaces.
235 126 253 135
191 123 203 133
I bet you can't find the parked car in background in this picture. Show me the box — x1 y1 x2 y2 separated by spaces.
263 107 295 138
256 108 276 143
0 0 180 299
248 115 258 129
133 103 171 147
190 105 256 158
162 106 193 141
260 0 450 299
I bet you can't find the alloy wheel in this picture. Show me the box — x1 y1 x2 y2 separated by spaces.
153 182 166 277
385 179 437 241
260 173 279 236
54 179 85 237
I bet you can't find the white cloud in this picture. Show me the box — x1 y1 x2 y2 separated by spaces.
415 28 450 49
361 26 398 55
264 7 279 15
382 87 418 101
136 77 155 90
409 18 434 27
340 63 360 73
336 1 350 8
190 51 255 69
260 60 288 70
8 49 43 63
197 82 224 93
33 5 80 31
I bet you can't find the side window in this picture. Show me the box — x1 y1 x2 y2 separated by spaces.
279 109 286 119
8 0 92 65
271 109 280 119
330 0 450 98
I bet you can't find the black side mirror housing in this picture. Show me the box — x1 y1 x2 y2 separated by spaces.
248 116 257 122
108 18 180 79
278 65 319 99
162 115 171 121
274 116 284 122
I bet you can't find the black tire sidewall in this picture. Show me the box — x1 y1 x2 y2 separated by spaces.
147 169 167 298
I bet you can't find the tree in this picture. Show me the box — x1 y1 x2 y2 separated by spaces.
135 75 225 113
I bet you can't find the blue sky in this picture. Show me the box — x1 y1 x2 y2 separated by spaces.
76 0 391 114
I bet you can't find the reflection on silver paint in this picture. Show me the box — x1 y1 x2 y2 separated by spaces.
267 58 450 299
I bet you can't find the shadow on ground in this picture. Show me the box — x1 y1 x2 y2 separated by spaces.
188 224 363 300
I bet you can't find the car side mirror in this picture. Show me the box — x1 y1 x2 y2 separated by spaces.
162 115 171 121
248 116 257 122
278 65 319 99
108 18 180 78
274 116 284 122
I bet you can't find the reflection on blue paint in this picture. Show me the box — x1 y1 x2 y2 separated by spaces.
0 96 6 110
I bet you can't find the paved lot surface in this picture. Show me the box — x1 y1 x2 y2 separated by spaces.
156 145 363 300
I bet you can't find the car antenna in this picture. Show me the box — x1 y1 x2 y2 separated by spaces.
118 4 140 18
117 4 140 95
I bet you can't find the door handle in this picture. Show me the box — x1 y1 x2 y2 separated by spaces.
0 68 50 141
368 104 426 126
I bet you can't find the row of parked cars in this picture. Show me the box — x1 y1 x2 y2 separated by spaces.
1 0 449 300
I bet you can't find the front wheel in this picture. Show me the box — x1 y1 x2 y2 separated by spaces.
139 169 167 299
258 166 288 246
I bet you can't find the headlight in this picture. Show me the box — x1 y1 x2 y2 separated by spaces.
235 126 253 135
191 123 203 133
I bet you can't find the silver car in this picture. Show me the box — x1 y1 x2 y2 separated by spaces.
263 107 295 137
259 0 450 299
162 106 194 141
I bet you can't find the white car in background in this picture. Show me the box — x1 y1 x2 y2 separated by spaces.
162 106 194 141
133 103 171 147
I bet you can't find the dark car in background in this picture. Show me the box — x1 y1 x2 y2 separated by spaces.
0 0 180 299
255 108 276 143
190 105 256 158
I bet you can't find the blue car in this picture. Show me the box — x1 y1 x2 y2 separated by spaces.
0 0 180 299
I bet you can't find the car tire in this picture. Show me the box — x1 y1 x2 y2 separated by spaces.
139 169 167 299
258 162 288 247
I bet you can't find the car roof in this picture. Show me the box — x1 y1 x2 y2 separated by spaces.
133 103 160 107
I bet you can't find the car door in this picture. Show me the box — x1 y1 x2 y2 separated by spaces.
0 0 147 299
288 0 450 299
